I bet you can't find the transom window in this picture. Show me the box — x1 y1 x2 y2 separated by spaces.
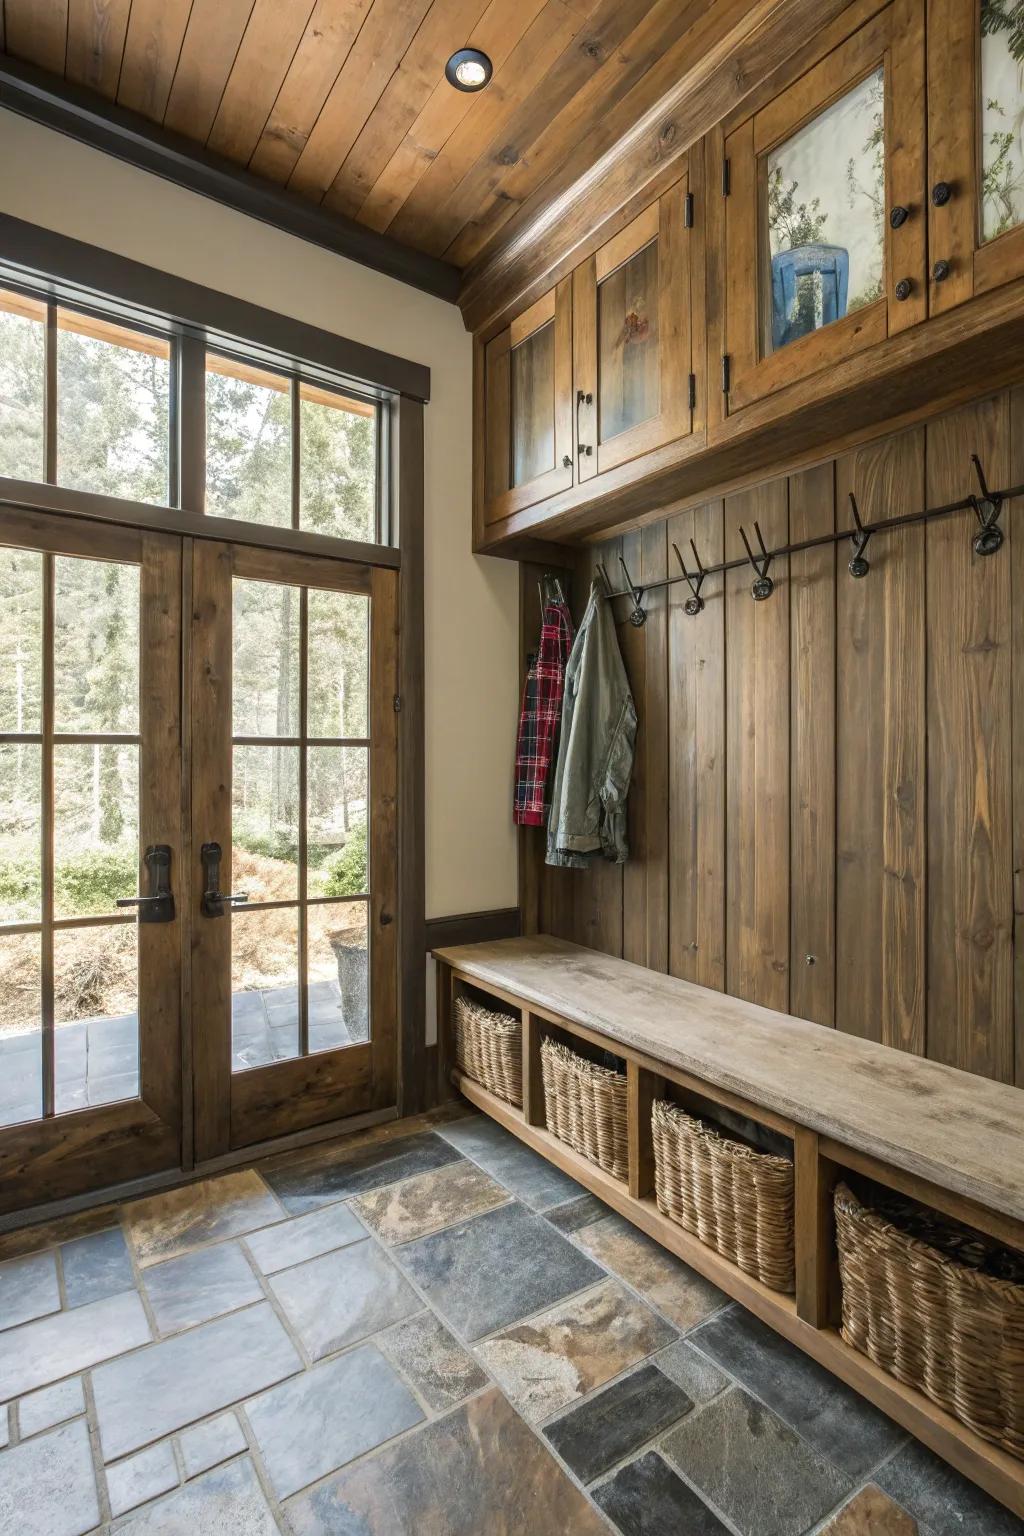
0 287 385 545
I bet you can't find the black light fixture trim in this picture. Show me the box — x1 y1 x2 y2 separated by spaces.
445 48 493 92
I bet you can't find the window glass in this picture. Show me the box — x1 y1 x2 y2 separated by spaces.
511 322 555 485
980 0 1024 242
763 68 885 354
598 240 660 442
206 355 291 527
0 289 45 482
57 310 170 503
300 386 376 542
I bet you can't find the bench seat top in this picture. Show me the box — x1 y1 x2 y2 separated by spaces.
433 934 1024 1227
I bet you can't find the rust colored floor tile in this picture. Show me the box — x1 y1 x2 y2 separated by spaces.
122 1171 284 1265
820 1485 920 1534
574 1214 727 1330
354 1160 510 1244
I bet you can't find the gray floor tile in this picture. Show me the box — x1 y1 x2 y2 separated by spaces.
378 1312 488 1412
593 1451 731 1535
544 1193 615 1233
142 1240 264 1334
243 1204 366 1275
269 1240 420 1360
438 1116 586 1210
264 1132 463 1214
246 1343 423 1500
654 1338 730 1406
93 1301 301 1460
60 1226 134 1308
396 1200 603 1341
691 1306 904 1478
0 1250 60 1332
180 1412 248 1478
285 1385 609 1536
18 1376 86 1437
662 1387 852 1536
0 1407 8 1448
876 1439 1024 1536
0 1418 99 1536
117 1457 280 1535
543 1362 694 1484
106 1441 179 1517
0 1289 151 1400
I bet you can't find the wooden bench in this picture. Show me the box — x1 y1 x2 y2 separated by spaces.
432 934 1024 1519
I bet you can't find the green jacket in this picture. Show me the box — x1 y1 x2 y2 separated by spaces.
546 579 636 868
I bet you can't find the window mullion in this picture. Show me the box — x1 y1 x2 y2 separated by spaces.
178 334 206 514
44 304 57 485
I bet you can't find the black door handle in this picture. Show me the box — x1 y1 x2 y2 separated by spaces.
200 842 250 917
116 845 175 924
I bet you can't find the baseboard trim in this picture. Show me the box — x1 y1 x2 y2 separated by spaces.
425 907 521 950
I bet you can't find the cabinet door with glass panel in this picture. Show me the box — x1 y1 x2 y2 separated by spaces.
720 0 926 415
573 173 698 479
481 278 573 527
928 0 1024 309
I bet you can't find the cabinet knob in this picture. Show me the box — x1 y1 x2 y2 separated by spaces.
889 204 911 228
577 443 593 457
894 277 913 301
932 180 953 207
932 258 951 282
562 454 573 468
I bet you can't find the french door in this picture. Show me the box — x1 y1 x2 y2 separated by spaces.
0 508 400 1213
0 508 183 1213
190 541 399 1158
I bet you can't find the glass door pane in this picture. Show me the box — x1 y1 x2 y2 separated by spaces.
980 0 1024 242
511 322 556 486
598 239 660 442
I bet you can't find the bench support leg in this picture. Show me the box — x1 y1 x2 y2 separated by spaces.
795 1126 841 1329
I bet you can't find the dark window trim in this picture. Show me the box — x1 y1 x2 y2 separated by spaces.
0 213 431 403
0 56 460 309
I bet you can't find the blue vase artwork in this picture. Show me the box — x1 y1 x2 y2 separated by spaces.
770 243 850 350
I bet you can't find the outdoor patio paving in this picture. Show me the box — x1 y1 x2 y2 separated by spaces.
0 982 368 1128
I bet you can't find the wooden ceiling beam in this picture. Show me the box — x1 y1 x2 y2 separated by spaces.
457 0 857 335
0 54 462 304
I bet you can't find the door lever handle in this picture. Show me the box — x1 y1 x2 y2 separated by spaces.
116 845 174 924
200 842 250 917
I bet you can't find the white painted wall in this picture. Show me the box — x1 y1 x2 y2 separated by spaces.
0 108 520 920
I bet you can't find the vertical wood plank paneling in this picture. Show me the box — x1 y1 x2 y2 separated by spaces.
5 0 68 73
667 500 725 988
789 462 836 1025
836 430 926 1052
925 397 1014 1082
725 481 790 1010
621 527 647 966
574 538 624 957
66 0 133 96
1012 389 1024 1086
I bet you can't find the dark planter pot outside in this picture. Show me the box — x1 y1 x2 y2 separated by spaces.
328 929 368 1042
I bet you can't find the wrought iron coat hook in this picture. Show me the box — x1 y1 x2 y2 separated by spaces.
618 554 647 626
739 521 774 601
671 537 707 616
970 454 1004 556
848 493 872 578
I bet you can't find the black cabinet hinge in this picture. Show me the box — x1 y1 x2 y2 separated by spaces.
688 373 697 411
684 191 694 228
722 158 731 196
393 694 402 713
721 354 731 394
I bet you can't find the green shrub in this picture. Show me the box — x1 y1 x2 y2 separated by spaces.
0 859 40 911
322 823 368 898
55 849 138 915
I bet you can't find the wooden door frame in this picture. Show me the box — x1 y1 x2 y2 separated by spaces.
724 0 926 414
0 506 184 1213
573 175 695 480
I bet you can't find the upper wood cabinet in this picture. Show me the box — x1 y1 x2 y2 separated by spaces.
573 178 697 483
719 0 926 416
482 280 574 525
928 0 1024 311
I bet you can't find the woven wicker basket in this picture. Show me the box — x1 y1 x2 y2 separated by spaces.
453 994 522 1106
540 1037 628 1180
835 1181 1024 1458
651 1099 795 1292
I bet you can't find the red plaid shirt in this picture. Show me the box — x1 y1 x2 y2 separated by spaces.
514 601 575 827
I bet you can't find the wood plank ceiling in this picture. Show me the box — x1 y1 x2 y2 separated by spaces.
0 0 704 276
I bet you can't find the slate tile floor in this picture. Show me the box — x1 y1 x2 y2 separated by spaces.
0 1108 1020 1535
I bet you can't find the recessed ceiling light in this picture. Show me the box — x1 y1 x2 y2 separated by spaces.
445 48 492 92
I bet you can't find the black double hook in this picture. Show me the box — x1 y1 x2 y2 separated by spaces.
738 521 774 601
848 493 872 578
618 555 647 627
970 455 1004 556
672 538 708 616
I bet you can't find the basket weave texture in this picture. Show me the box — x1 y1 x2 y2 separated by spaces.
652 1098 795 1292
540 1037 628 1181
453 995 522 1106
835 1181 1024 1459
